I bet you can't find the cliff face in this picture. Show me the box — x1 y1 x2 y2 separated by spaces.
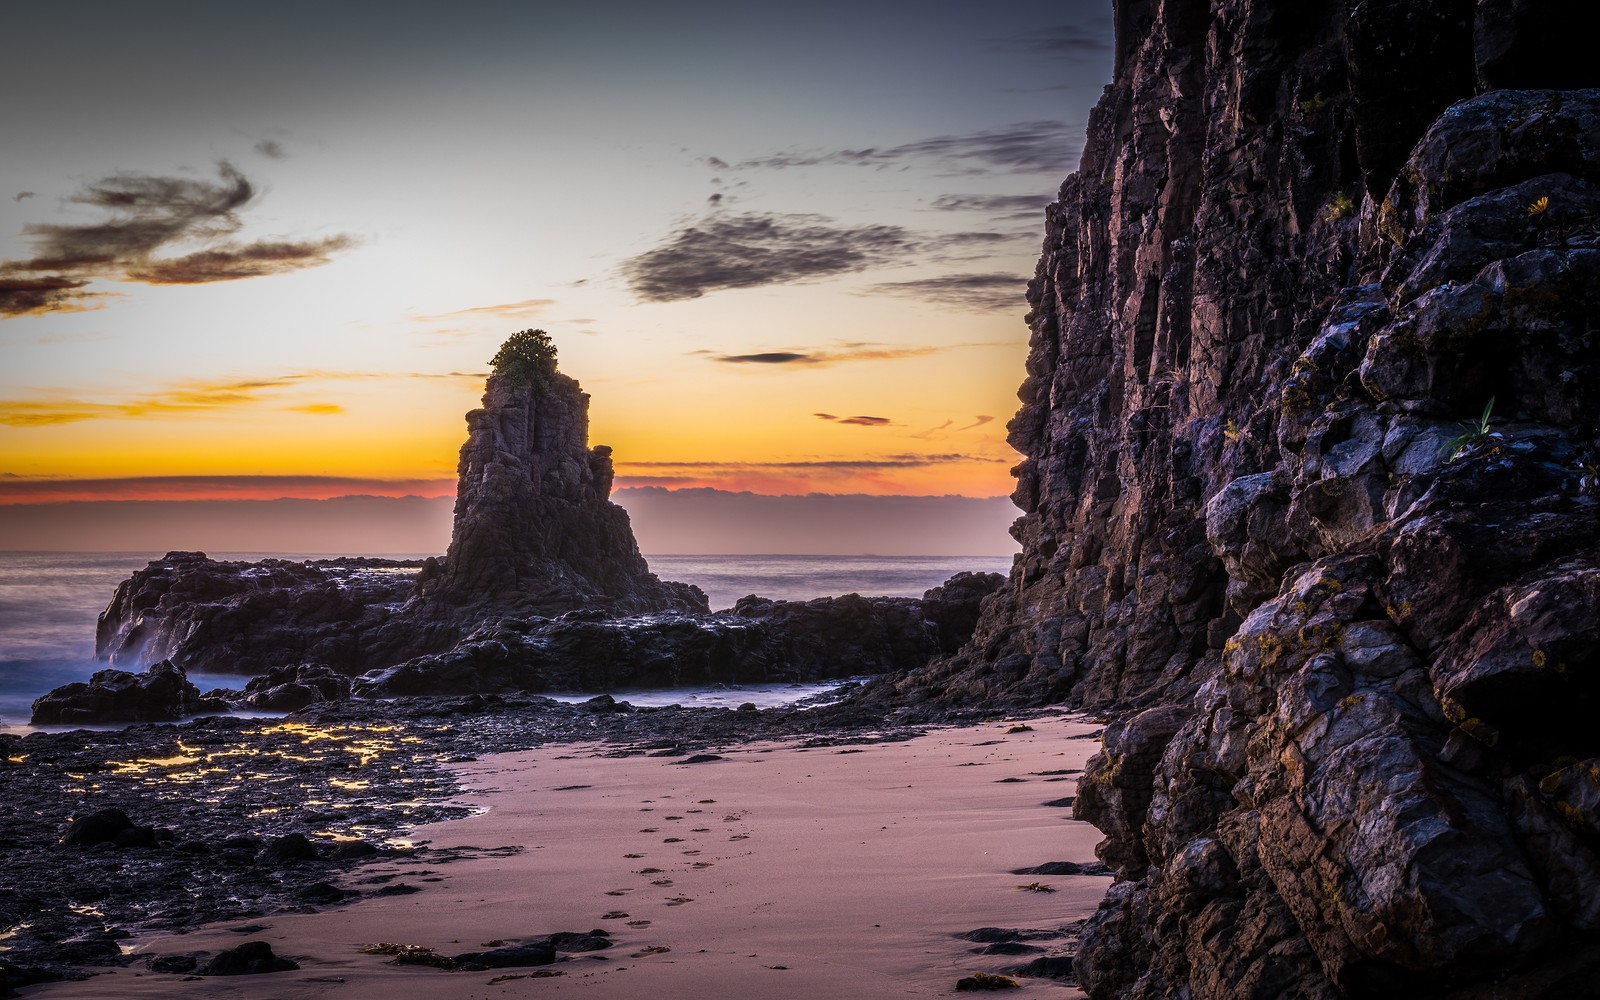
417 370 706 615
881 1 1600 996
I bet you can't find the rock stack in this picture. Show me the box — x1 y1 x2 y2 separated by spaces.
415 367 706 615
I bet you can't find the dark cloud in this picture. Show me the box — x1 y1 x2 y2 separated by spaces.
990 24 1113 58
710 343 940 368
13 192 33 202
125 236 356 284
837 415 891 426
0 275 98 318
0 161 356 318
814 413 838 420
707 192 723 205
931 194 1051 220
254 139 289 160
622 212 912 302
716 352 820 365
726 121 1074 175
865 272 1026 312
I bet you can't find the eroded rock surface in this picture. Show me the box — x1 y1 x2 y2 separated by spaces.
872 4 1600 997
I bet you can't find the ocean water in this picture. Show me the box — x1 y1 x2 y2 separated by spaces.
0 551 1014 728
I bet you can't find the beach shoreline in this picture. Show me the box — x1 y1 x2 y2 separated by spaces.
23 714 1109 997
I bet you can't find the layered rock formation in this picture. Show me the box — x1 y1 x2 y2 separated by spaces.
414 369 705 616
875 3 1600 996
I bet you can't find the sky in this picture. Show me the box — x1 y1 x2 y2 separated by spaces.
0 1 1112 549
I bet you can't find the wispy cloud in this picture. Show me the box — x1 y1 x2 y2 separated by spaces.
623 454 1002 472
930 194 1051 221
0 161 357 318
714 352 820 365
125 236 356 284
957 415 995 431
622 212 912 302
253 138 289 160
865 272 1026 312
287 403 344 415
836 415 891 426
989 23 1112 58
715 121 1075 175
0 474 455 504
711 341 992 368
413 298 556 323
0 369 481 426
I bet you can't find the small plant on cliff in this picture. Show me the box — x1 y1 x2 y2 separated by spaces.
1322 190 1356 222
1443 396 1500 463
490 329 558 391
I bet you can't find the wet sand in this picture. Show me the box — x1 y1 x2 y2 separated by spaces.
28 714 1109 998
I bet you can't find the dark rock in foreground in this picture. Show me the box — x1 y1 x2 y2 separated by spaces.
199 941 298 976
356 589 989 697
31 662 227 726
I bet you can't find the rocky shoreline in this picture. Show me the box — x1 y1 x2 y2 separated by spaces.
2 690 993 994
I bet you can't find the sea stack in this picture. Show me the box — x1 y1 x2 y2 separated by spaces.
416 345 706 616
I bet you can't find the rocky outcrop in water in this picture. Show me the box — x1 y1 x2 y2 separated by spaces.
357 589 992 697
30 662 228 725
92 368 704 684
873 2 1600 996
95 553 419 674
58 358 1004 721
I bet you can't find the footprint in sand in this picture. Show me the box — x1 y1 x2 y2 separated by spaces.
603 911 629 919
664 815 684 820
640 828 660 833
729 834 749 841
651 879 674 886
626 919 651 927
665 897 694 906
681 849 701 856
636 868 664 875
691 828 710 832
663 837 684 843
691 862 714 869
697 799 716 804
605 889 632 896
623 853 644 859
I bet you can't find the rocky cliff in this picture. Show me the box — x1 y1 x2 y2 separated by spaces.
876 2 1600 996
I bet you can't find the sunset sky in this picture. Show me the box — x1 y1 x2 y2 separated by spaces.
1 1 1111 518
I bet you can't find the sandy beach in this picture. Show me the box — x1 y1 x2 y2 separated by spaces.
26 713 1109 998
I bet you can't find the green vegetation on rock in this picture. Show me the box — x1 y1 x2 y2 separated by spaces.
490 329 558 391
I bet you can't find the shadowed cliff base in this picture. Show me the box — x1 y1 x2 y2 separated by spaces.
860 2 1600 997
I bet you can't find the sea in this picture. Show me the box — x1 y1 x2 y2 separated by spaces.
0 551 1015 730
